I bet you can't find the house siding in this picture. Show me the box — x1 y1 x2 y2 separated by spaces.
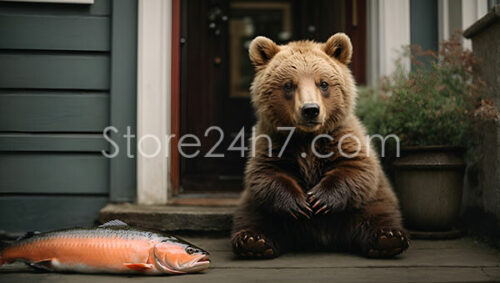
0 0 137 232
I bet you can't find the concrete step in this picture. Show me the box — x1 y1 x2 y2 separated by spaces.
99 203 235 233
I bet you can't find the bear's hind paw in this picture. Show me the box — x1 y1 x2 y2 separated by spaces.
232 230 278 259
366 229 410 258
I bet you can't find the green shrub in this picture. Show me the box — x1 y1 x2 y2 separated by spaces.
356 86 390 137
357 34 498 147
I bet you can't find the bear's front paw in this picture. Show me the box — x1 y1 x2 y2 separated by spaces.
232 230 278 259
307 185 345 215
272 190 312 220
366 229 410 258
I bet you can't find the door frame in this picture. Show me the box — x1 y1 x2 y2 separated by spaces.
170 0 181 196
136 0 175 205
136 0 233 205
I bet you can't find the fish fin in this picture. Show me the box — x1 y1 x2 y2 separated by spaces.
30 258 56 271
124 263 154 272
99 219 129 228
16 231 40 242
0 240 7 251
0 240 9 266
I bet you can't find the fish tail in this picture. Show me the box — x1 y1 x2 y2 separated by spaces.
0 241 4 266
0 239 9 266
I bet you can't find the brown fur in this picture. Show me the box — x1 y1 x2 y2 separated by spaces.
231 34 409 259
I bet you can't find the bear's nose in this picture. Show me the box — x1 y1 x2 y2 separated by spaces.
301 103 320 119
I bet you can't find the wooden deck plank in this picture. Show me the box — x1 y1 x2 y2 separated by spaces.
0 237 499 282
206 249 500 268
1 264 498 282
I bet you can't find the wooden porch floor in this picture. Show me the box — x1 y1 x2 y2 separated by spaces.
1 236 499 282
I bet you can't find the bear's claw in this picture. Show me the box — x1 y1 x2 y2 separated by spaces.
307 188 342 215
366 229 410 258
285 197 312 220
232 231 278 259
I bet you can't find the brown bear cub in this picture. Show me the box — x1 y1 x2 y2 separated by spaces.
231 33 409 259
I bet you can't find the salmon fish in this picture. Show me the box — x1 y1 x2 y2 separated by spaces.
0 220 210 275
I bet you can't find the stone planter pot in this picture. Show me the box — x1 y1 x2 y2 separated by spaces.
393 146 465 232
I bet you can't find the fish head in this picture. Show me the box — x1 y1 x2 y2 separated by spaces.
153 238 210 274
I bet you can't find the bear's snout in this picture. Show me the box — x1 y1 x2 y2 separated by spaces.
301 103 320 120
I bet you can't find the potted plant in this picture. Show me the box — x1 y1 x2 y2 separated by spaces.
357 34 498 237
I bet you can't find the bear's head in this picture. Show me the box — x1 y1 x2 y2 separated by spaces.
249 33 356 134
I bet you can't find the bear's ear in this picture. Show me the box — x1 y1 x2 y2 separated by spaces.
249 36 280 67
323 33 353 65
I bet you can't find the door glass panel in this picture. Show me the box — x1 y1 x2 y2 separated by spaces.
229 1 293 98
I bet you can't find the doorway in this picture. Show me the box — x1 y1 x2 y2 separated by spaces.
178 0 366 194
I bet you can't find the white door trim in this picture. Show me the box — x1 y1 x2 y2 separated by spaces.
366 0 410 85
461 0 488 49
438 0 450 43
440 0 488 48
136 0 171 205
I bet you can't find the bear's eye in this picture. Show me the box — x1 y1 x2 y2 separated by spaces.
319 80 329 91
283 81 294 92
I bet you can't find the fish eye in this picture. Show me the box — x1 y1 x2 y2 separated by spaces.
186 247 195 254
319 80 329 91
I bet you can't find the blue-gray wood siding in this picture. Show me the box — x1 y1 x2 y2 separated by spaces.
0 0 137 232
